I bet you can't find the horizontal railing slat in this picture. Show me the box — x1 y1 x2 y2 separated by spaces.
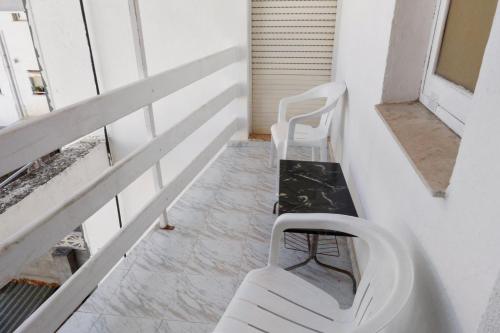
14 118 239 333
0 46 242 176
0 84 242 286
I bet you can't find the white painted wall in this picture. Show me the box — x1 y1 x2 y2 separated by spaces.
82 0 157 229
0 45 18 126
26 0 94 110
0 1 23 11
381 0 435 103
0 12 50 125
332 0 500 332
136 0 248 188
82 0 248 228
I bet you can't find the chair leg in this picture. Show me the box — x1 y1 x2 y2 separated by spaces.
275 158 280 197
269 137 276 168
274 142 286 200
269 137 278 168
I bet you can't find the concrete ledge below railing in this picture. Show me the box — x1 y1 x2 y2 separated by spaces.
376 102 461 197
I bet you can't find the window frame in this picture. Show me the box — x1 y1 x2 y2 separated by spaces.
11 12 27 22
27 70 47 95
420 0 495 136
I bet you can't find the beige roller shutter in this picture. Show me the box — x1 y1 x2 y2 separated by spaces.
251 0 337 134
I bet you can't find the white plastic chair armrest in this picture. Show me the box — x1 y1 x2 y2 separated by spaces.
287 103 336 141
277 88 329 122
277 82 346 123
278 92 317 122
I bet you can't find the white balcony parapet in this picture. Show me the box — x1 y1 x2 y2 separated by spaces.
0 47 244 333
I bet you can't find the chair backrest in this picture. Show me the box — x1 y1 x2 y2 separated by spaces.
315 81 346 136
347 220 414 333
269 214 414 333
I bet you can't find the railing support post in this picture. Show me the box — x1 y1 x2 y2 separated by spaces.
128 0 173 230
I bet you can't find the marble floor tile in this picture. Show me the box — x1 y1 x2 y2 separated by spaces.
77 268 129 314
184 238 243 277
240 238 269 273
104 269 178 319
116 253 138 270
189 176 225 194
189 164 227 192
166 208 208 239
247 212 275 243
58 312 100 333
226 160 271 175
223 150 271 174
254 189 279 214
212 189 259 214
207 154 233 172
228 145 271 159
221 171 273 192
90 315 162 333
199 209 251 242
175 187 217 211
131 231 198 274
159 320 215 333
170 274 238 323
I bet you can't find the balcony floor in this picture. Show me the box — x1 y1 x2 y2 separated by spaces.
59 142 355 333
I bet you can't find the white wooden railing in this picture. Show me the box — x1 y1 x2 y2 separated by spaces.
0 46 244 333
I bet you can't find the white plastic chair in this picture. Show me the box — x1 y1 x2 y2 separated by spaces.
270 82 347 165
214 213 414 333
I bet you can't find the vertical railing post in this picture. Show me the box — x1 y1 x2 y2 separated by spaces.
128 0 173 230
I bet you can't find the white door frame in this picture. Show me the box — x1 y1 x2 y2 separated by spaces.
0 30 27 120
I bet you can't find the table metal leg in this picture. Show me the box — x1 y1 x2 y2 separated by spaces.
285 234 314 271
285 255 314 271
313 256 357 294
285 234 357 294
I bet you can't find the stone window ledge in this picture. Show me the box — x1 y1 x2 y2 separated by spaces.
376 102 461 197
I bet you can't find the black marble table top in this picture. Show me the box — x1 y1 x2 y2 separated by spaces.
278 160 357 235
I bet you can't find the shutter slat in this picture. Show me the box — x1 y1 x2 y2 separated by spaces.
251 0 336 134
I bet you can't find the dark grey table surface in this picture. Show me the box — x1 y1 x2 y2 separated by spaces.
278 160 358 235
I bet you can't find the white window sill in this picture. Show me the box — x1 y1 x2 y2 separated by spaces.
376 102 461 197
